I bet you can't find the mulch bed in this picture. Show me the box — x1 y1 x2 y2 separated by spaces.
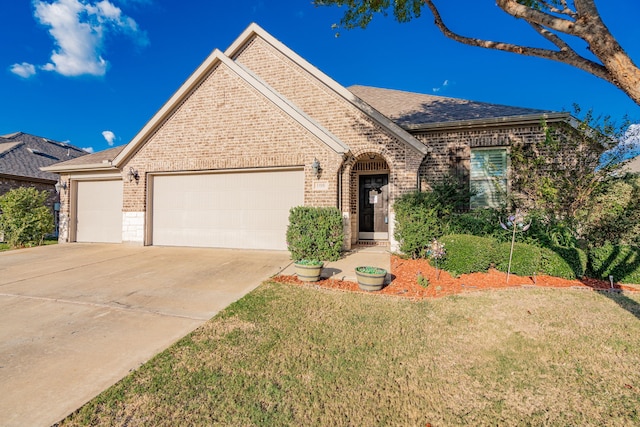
272 255 640 299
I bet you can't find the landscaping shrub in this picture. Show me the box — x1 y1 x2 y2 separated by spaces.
579 175 640 248
393 191 445 258
546 246 588 279
495 242 542 277
588 243 640 284
439 234 495 276
0 187 53 248
286 206 343 261
448 208 506 241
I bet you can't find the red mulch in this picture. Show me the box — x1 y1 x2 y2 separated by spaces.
272 255 639 299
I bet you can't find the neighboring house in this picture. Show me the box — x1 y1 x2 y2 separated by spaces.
0 132 88 237
624 155 640 174
44 23 569 251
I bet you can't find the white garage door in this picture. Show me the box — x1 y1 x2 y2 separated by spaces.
76 180 123 243
152 169 303 250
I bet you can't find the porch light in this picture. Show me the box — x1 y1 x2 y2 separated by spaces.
54 178 67 194
311 158 321 179
127 167 140 183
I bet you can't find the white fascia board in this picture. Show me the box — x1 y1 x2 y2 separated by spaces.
40 162 118 173
112 49 226 167
225 23 429 156
219 55 349 154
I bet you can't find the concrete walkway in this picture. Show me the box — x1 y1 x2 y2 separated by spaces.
0 244 292 427
280 244 392 282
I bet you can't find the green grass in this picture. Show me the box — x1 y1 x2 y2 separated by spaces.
60 282 640 426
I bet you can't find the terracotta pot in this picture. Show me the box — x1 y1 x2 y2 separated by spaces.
355 267 387 291
294 262 324 282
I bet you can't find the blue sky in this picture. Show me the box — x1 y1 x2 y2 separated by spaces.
2 0 639 153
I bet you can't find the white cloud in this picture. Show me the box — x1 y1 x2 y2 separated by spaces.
82 146 95 153
432 79 451 93
10 62 37 78
102 130 116 145
27 0 148 77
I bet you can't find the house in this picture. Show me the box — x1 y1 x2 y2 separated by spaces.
0 132 88 237
624 155 640 174
44 23 569 252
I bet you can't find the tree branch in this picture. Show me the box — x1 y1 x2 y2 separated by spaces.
423 0 611 82
537 0 577 18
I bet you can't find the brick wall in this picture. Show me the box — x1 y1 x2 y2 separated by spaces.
0 176 58 209
234 37 425 248
414 125 547 193
120 60 344 214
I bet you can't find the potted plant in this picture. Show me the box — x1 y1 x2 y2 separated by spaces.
355 266 387 291
294 259 324 282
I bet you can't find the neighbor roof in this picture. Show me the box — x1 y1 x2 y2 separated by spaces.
0 132 87 182
348 85 566 130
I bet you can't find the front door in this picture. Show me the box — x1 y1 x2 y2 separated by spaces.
358 174 389 240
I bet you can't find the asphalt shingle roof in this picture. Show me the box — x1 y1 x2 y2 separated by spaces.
348 85 552 128
48 145 125 168
0 132 88 181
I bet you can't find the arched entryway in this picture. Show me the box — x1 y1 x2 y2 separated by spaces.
350 154 390 243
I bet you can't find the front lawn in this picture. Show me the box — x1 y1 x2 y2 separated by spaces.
60 282 640 426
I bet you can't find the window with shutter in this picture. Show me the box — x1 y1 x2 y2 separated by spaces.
470 148 507 209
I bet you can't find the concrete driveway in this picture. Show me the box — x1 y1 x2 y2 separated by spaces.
0 243 292 427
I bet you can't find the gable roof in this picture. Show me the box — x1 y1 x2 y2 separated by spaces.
0 132 87 182
113 44 351 166
42 145 125 173
349 85 569 131
225 23 429 156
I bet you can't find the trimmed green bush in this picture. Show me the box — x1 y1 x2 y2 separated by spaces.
495 242 542 277
286 206 343 262
545 246 587 279
439 234 495 277
0 187 53 248
494 241 586 280
588 243 640 284
393 191 445 258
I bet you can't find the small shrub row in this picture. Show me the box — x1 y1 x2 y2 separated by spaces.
588 243 640 284
286 206 344 262
437 234 586 280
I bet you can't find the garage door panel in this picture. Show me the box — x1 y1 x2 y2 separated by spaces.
76 180 123 243
152 170 303 250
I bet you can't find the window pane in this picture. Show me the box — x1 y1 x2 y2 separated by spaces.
470 148 507 208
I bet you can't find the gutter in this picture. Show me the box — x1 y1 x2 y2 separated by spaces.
40 159 118 174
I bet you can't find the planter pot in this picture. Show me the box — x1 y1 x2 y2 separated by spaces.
294 262 324 282
355 267 387 291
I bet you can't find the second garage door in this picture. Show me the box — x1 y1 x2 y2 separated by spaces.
76 180 123 243
151 169 303 250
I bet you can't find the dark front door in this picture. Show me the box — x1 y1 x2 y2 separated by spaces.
358 174 389 240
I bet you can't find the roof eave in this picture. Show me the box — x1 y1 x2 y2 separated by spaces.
40 162 118 173
0 172 55 184
404 112 570 132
